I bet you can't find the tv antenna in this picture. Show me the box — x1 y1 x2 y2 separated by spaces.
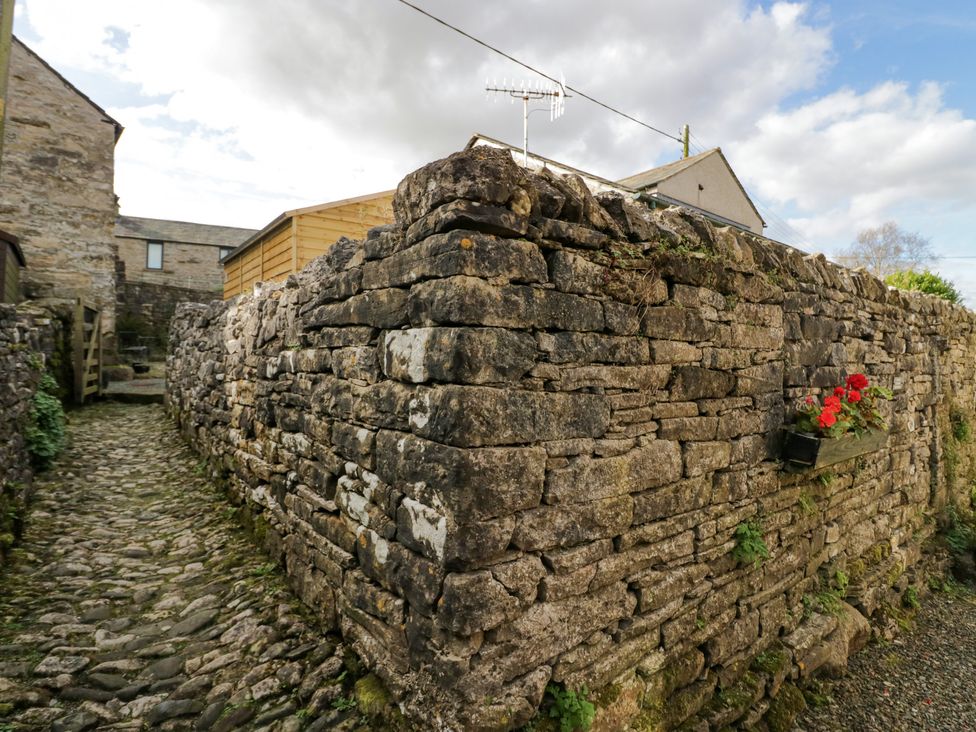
485 76 568 165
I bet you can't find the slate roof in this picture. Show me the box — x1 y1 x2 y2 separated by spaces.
617 148 719 189
115 216 257 248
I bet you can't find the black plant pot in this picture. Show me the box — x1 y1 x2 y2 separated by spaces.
782 428 886 469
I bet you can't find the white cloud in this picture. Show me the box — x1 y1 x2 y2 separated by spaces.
732 80 976 244
15 0 833 227
13 0 976 307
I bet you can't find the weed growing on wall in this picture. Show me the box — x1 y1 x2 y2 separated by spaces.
732 520 769 569
24 373 65 470
544 683 595 732
950 406 971 443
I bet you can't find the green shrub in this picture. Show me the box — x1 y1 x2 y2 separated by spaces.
24 373 66 470
884 270 963 304
732 519 770 569
546 683 595 732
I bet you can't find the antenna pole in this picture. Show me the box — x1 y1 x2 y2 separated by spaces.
682 124 690 159
485 78 568 166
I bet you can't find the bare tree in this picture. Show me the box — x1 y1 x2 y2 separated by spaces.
835 222 935 278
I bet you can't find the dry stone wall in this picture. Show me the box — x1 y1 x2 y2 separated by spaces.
166 147 976 731
0 303 62 566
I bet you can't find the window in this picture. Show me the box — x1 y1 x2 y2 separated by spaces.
146 241 163 269
219 246 234 261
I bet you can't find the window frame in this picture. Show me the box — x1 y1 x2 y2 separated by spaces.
146 240 164 270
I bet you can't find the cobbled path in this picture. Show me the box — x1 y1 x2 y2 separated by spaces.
0 403 356 731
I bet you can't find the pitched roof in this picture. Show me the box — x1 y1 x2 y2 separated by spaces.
617 147 720 189
618 148 765 227
12 36 124 141
223 189 395 263
115 216 257 248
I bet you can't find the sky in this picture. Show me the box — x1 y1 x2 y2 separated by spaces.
11 1 976 303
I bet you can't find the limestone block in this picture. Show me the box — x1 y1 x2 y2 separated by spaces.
408 275 604 332
393 146 531 227
510 495 634 551
361 230 546 289
547 249 668 306
437 570 523 635
375 430 545 524
405 199 530 245
306 288 408 329
536 331 649 365
406 385 610 447
543 441 682 504
683 441 733 477
381 327 537 384
669 365 736 401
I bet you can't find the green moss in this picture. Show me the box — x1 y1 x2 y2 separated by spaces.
763 683 806 732
950 406 972 443
751 645 790 677
801 679 833 708
354 673 393 717
588 683 621 708
797 492 817 516
944 432 960 488
885 560 906 587
847 559 866 582
252 514 269 546
714 671 762 710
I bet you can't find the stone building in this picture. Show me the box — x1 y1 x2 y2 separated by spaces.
0 36 122 347
115 216 255 351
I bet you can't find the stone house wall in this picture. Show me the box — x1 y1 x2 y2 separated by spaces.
166 147 976 731
0 38 120 350
115 237 226 293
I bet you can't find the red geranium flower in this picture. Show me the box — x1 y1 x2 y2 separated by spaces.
834 386 846 396
824 395 842 413
818 410 837 428
805 396 815 405
846 373 869 390
847 390 862 403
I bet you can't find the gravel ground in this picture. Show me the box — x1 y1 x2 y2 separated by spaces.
796 589 976 732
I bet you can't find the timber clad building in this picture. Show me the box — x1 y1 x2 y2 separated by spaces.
221 191 394 300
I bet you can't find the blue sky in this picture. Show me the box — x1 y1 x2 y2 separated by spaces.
12 1 976 303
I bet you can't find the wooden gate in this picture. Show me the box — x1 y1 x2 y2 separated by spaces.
73 299 102 404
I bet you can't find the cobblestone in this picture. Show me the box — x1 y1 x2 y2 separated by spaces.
0 403 360 730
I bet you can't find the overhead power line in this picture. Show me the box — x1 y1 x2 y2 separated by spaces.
395 0 683 144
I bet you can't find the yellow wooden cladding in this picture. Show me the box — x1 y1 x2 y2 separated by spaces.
223 191 394 299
